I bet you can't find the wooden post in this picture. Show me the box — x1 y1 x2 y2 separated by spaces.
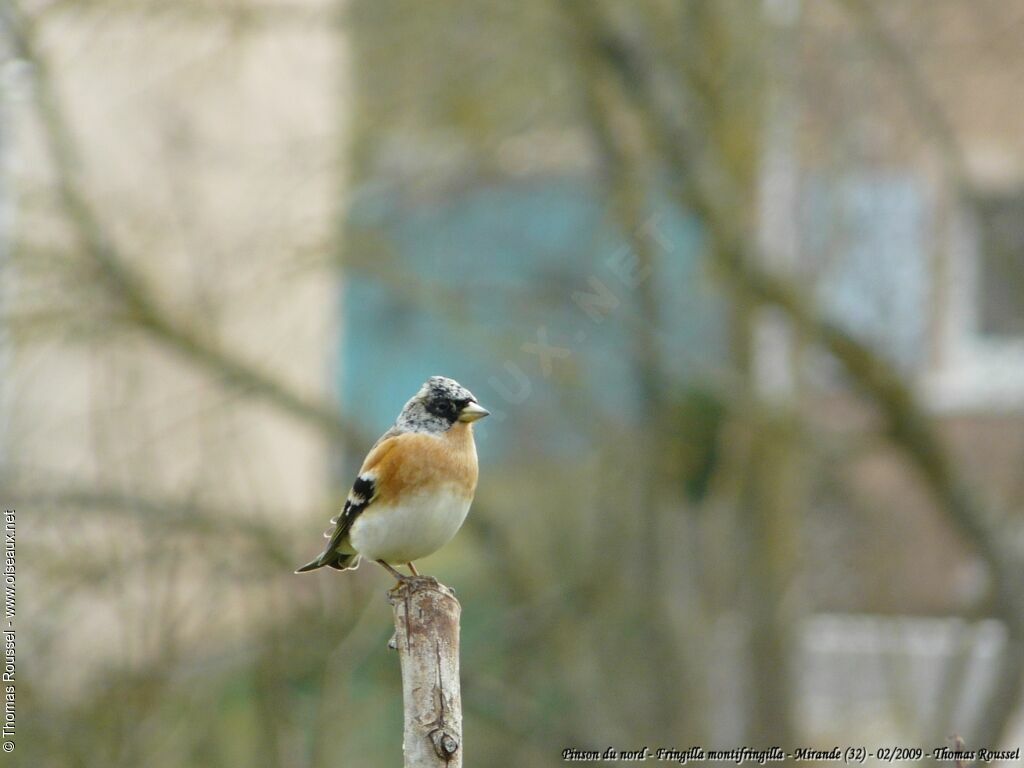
387 577 463 767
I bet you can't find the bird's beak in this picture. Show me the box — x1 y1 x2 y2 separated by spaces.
458 401 490 423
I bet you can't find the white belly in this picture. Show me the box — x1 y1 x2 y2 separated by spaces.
348 486 472 563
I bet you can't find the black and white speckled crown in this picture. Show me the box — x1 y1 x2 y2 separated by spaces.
395 376 478 434
419 376 475 403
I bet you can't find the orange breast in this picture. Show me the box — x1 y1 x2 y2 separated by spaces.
372 423 478 503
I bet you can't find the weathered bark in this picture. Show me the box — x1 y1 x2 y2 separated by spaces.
388 577 463 768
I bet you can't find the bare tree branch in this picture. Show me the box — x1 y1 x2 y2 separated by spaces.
11 484 296 566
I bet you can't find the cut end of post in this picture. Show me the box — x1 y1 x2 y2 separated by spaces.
386 575 456 602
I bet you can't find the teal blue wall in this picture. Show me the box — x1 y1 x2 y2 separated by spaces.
339 176 724 459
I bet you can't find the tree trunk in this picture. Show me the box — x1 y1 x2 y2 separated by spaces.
388 577 463 767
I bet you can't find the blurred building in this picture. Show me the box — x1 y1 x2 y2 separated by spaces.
795 1 1024 617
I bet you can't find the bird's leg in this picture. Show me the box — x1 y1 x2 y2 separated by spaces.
407 562 420 576
376 559 411 582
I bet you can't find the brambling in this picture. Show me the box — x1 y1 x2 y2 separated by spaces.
296 376 489 580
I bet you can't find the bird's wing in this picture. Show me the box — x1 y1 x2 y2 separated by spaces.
318 433 403 559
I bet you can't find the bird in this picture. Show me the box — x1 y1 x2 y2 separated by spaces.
296 376 489 581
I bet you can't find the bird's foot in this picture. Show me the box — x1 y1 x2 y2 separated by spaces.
376 559 411 581
376 559 437 590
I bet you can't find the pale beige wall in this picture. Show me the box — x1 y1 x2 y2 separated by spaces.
6 2 347 517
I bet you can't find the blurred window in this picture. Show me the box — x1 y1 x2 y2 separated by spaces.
923 186 1024 411
802 173 929 372
974 190 1024 338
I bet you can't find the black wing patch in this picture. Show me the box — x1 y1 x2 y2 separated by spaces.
327 475 374 525
318 474 376 565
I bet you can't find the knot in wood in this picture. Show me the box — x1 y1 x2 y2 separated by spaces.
429 727 459 759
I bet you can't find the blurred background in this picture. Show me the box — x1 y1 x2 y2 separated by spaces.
3 0 1024 765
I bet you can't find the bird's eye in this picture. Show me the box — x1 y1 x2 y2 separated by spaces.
427 397 461 421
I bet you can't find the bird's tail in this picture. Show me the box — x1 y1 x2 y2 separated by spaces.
294 550 361 574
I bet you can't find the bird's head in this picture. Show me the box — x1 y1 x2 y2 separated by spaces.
397 376 489 433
